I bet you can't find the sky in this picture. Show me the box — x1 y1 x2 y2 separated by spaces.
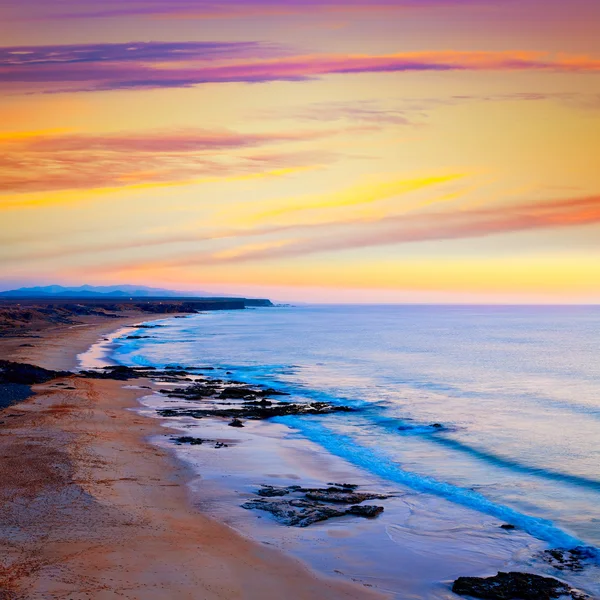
1 0 599 303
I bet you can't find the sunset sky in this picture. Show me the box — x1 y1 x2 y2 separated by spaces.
1 0 599 302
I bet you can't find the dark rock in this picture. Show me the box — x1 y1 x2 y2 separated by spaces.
172 436 206 445
451 571 587 600
243 399 272 407
219 386 259 399
328 483 359 490
500 524 516 530
163 382 219 398
0 360 70 385
257 485 292 497
229 418 244 427
157 401 355 421
346 505 384 518
79 365 187 381
172 436 228 448
543 547 598 572
258 387 290 397
160 409 202 419
304 490 389 504
242 498 384 527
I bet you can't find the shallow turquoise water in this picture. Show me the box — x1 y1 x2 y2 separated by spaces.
109 304 600 550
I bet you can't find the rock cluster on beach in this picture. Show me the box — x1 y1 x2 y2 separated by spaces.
0 360 70 385
242 484 388 527
171 436 228 448
151 377 355 422
452 571 590 599
542 546 599 572
0 360 72 409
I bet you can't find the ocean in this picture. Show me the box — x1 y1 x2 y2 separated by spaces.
80 304 600 597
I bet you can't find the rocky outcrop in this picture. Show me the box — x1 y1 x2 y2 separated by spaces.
242 484 387 526
452 571 589 599
157 401 354 421
242 497 384 527
542 546 598 572
79 365 158 380
0 360 70 385
304 489 389 504
171 436 228 448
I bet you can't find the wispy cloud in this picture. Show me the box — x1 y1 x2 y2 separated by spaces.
6 187 599 273
281 100 414 125
202 194 600 263
283 93 600 127
2 44 599 94
6 1 509 21
0 41 284 67
0 127 334 195
128 194 598 268
219 174 463 228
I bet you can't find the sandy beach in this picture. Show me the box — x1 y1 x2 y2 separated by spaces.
0 314 384 600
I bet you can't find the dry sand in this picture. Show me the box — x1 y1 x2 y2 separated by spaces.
0 314 385 599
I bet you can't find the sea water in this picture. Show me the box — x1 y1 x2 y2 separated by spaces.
87 304 600 592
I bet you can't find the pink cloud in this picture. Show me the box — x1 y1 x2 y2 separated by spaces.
1 45 599 94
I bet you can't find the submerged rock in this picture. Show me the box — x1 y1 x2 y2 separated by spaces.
452 571 588 600
542 546 599 572
171 436 228 448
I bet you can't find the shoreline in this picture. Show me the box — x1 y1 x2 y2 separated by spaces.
97 311 600 599
0 314 384 599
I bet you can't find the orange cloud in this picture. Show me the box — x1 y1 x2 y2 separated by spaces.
0 128 335 197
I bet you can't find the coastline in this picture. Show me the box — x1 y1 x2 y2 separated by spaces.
94 309 600 600
0 315 384 599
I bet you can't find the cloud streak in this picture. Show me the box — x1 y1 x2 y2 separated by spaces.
171 194 600 265
7 1 510 21
21 192 596 269
284 93 600 126
2 44 599 94
0 128 333 194
0 41 283 67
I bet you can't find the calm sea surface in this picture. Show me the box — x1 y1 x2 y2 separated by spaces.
109 304 600 550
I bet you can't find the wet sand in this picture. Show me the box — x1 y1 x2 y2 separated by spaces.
0 315 384 599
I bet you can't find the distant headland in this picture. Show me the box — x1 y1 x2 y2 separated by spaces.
0 285 273 338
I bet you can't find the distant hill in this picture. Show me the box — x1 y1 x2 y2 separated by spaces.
0 284 228 298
